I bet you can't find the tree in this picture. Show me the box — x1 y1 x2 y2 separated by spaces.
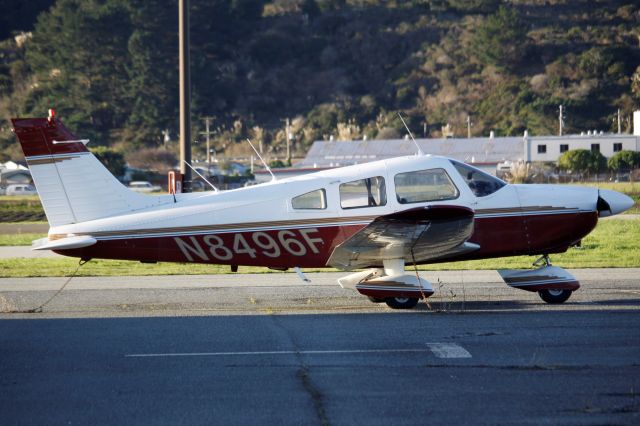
608 151 640 172
558 149 607 176
25 0 132 143
230 0 263 20
471 6 527 71
125 0 179 148
447 0 500 14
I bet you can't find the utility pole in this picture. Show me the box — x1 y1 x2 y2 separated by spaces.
284 118 292 164
466 115 472 138
179 0 192 192
558 105 564 136
200 116 214 165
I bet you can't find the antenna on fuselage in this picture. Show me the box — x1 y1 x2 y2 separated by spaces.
397 112 424 156
183 161 219 192
246 138 276 181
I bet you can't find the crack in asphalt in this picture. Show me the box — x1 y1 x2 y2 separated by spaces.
270 316 330 426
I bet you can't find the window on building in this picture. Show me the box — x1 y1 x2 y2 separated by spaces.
292 189 326 210
537 145 547 154
340 177 386 209
591 144 600 152
560 144 569 153
394 169 459 204
613 143 623 152
450 160 506 197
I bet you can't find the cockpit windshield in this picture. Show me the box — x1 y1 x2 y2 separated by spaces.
450 160 506 197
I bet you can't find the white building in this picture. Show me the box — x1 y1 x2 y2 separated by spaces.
526 133 639 163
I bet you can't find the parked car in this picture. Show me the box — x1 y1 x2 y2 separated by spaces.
6 184 37 196
128 181 162 193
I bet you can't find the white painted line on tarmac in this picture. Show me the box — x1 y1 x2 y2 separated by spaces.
125 348 431 358
127 345 473 359
426 343 472 358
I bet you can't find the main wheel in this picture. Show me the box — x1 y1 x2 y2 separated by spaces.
538 289 572 304
367 296 385 303
385 297 419 309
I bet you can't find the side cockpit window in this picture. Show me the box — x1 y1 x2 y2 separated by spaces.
292 189 327 210
450 160 506 197
394 168 459 204
340 176 386 209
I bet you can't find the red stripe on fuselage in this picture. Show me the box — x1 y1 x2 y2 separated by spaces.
55 211 598 268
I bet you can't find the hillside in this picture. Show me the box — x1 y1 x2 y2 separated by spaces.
0 0 639 164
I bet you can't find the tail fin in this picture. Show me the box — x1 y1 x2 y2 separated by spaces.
12 116 167 227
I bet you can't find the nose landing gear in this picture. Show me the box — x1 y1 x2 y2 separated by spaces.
538 288 573 304
498 255 580 304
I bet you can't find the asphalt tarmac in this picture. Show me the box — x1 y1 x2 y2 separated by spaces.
1 270 639 425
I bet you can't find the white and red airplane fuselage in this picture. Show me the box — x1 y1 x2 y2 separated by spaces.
12 116 634 308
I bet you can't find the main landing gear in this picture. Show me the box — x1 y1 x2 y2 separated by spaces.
367 295 420 309
384 297 420 309
498 254 580 305
338 258 432 310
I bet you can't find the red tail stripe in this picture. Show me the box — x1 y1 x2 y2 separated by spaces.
11 118 89 158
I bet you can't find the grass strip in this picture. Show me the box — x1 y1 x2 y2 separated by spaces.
0 234 45 246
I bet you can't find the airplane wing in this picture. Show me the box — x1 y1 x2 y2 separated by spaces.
328 205 479 270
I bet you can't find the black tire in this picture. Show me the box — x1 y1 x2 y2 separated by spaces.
367 296 385 303
385 297 419 309
538 289 572 304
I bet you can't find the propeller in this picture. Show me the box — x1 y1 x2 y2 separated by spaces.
596 188 634 217
596 188 612 217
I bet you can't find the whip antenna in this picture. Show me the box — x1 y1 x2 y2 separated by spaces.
246 138 276 181
397 112 423 156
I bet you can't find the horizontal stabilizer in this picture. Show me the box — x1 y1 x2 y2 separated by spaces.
32 235 97 251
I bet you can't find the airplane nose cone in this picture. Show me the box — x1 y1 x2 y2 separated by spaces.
597 189 634 217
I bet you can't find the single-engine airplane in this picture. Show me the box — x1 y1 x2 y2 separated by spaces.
11 111 634 309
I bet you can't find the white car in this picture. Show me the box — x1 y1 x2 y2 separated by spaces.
6 184 37 196
128 181 162 193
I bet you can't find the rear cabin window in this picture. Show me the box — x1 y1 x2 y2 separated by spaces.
394 169 459 204
340 176 386 209
450 160 506 197
292 189 326 210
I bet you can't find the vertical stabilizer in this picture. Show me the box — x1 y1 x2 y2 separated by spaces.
12 116 168 226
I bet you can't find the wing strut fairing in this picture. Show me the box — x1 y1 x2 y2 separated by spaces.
328 205 479 271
